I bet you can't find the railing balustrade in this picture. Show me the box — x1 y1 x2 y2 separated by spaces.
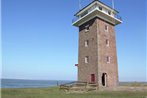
72 7 122 23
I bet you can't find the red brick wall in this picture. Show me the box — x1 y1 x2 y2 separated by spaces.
78 17 118 88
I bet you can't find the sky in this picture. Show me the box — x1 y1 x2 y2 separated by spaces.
2 0 146 81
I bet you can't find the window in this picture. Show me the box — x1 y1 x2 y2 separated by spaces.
81 11 88 17
85 56 89 63
108 11 111 15
106 39 109 47
85 40 89 47
99 6 102 10
85 25 89 32
105 25 108 32
106 56 111 63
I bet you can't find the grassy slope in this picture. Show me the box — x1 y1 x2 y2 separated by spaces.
120 82 147 87
1 87 147 98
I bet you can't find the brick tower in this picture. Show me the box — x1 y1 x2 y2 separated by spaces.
73 0 122 88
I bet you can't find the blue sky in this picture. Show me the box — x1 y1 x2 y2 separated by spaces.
2 0 146 81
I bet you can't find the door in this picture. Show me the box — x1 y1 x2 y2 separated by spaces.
91 74 95 83
102 73 107 87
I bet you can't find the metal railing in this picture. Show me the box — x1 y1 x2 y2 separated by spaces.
72 10 122 23
115 14 122 21
72 16 79 23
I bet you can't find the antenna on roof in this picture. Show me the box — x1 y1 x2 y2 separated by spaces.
79 0 82 10
112 0 115 9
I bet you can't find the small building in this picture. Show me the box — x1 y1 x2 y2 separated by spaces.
73 0 122 88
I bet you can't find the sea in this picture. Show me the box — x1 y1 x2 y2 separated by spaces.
1 79 73 88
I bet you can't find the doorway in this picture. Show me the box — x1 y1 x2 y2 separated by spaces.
102 73 107 87
91 74 95 83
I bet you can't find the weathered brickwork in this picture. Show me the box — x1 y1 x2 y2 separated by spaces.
78 17 119 88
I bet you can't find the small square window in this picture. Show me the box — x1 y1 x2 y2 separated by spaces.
85 25 89 32
106 56 111 63
85 56 89 63
85 40 89 47
106 39 109 47
108 11 111 15
99 6 102 10
105 25 108 32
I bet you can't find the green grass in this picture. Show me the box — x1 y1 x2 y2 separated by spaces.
120 82 147 87
1 87 147 98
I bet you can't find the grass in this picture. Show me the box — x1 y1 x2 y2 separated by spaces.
120 82 147 87
1 87 147 98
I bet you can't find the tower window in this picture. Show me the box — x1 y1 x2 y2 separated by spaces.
105 25 108 32
106 56 111 63
85 25 89 32
99 6 102 10
108 11 111 15
106 39 109 47
81 11 88 17
85 40 89 47
85 56 89 63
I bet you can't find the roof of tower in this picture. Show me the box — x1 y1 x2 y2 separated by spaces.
75 0 119 16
